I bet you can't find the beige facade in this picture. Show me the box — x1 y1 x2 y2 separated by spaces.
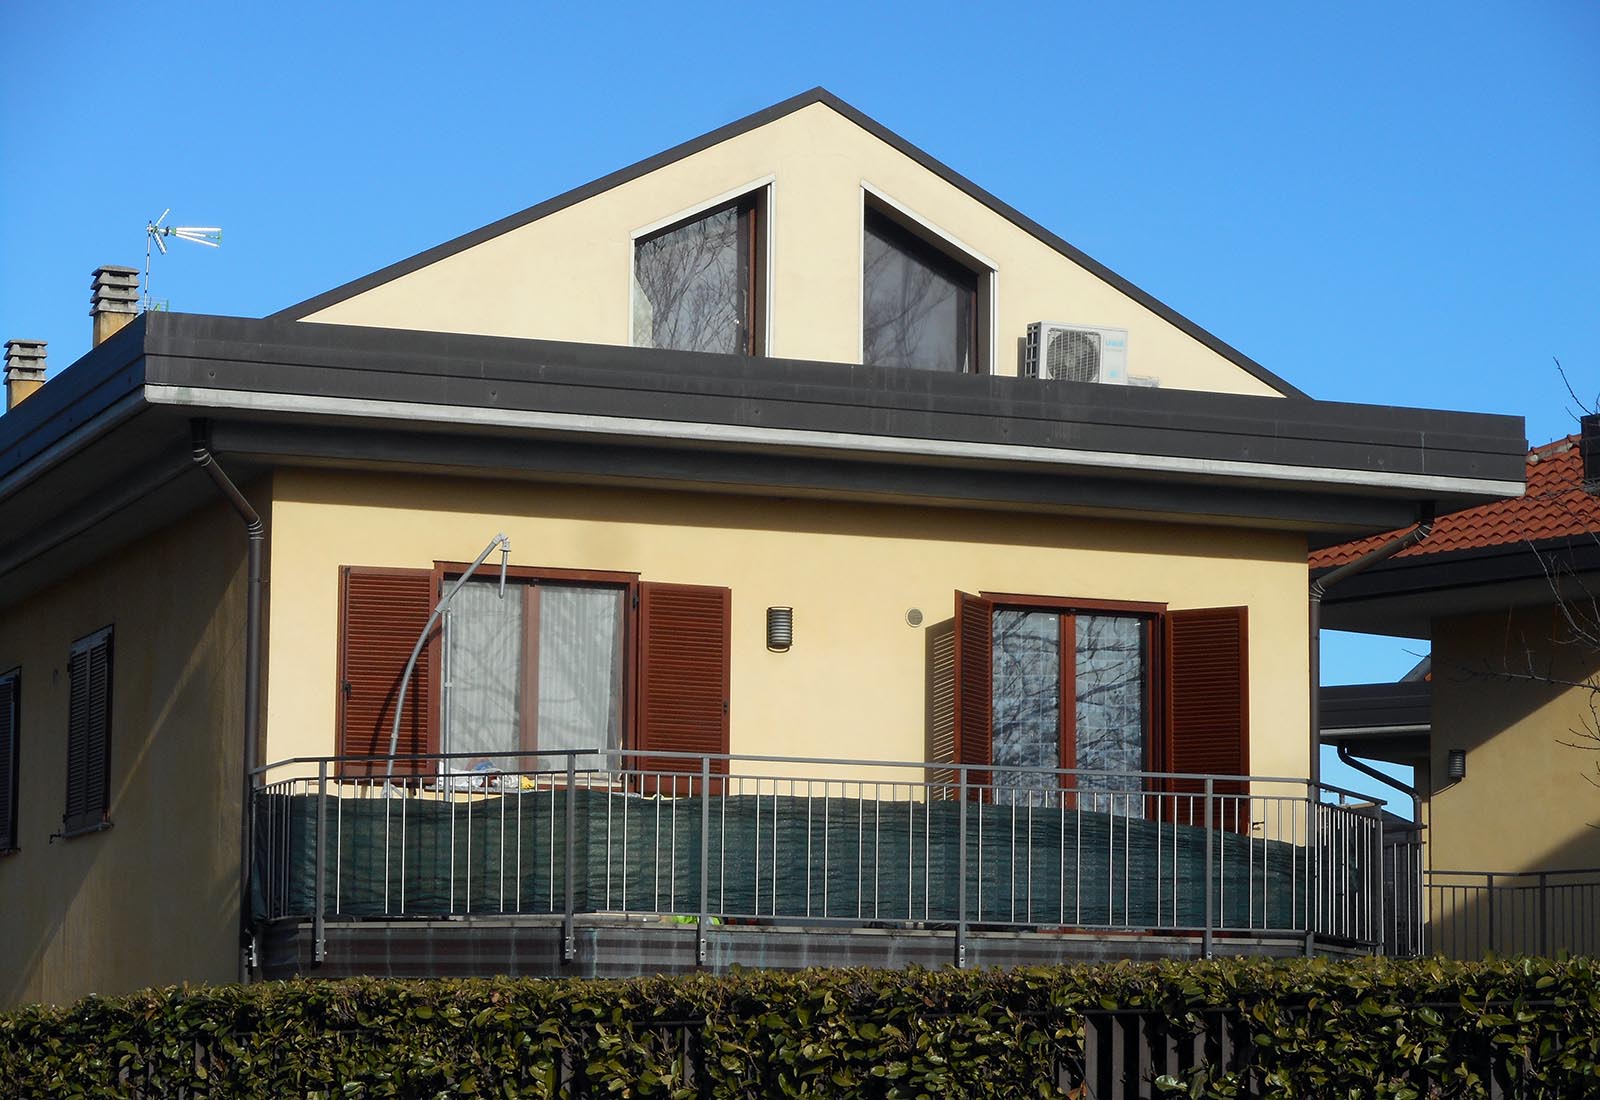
0 496 255 1007
264 468 1311 780
1427 605 1600 875
302 102 1280 398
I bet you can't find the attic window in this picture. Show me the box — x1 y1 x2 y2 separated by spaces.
863 202 990 373
632 193 765 356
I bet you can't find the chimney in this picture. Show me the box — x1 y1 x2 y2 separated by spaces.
90 265 140 346
1582 414 1600 491
4 340 47 412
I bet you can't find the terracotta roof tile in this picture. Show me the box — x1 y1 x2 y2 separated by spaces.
1310 435 1595 569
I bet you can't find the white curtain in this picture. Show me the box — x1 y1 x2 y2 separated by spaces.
537 585 624 764
445 580 523 768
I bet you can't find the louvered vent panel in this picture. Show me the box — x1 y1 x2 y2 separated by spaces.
340 569 436 777
0 674 17 851
1165 607 1249 828
953 592 995 791
64 633 112 834
636 583 730 786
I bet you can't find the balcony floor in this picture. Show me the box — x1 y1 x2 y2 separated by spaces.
259 914 1370 980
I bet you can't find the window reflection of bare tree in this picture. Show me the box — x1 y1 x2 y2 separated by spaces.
864 230 957 370
991 611 1144 811
635 208 744 355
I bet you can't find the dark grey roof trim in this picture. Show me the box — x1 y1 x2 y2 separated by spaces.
140 314 1523 492
1315 536 1600 605
0 314 1525 506
1320 681 1431 737
267 88 1310 399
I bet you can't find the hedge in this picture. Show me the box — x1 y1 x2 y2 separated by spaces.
2 957 1597 1099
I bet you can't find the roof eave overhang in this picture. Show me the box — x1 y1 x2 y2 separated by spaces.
0 312 1529 608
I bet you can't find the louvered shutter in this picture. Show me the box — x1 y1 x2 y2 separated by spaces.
1165 607 1249 828
339 568 438 777
952 591 995 791
0 672 17 851
64 630 113 835
636 583 730 792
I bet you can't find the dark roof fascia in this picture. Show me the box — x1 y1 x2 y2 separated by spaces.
1314 534 1600 605
131 313 1524 495
1319 681 1432 736
267 87 1310 399
0 317 150 491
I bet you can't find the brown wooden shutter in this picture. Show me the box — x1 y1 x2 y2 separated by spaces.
338 568 438 777
636 582 730 791
952 591 995 791
1165 606 1249 828
64 630 112 835
0 672 17 851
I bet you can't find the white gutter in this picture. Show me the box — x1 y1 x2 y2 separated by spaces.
143 385 1527 499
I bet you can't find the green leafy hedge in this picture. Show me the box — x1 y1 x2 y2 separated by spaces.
2 957 1597 1098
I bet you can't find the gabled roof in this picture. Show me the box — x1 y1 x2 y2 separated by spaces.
1311 434 1592 569
269 88 1309 399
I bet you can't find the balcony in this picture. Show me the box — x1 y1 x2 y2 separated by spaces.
250 752 1389 978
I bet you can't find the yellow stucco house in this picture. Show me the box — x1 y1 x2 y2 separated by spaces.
1317 428 1600 958
0 90 1527 1007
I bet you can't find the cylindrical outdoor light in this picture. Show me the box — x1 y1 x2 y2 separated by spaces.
1446 748 1467 782
766 606 794 651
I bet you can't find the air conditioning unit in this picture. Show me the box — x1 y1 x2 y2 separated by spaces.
1024 322 1130 385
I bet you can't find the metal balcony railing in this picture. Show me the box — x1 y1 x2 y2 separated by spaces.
250 751 1388 963
1421 867 1600 958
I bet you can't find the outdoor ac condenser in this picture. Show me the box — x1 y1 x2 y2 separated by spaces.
1024 322 1130 385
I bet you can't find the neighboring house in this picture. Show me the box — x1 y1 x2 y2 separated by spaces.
1315 428 1600 957
0 89 1526 1007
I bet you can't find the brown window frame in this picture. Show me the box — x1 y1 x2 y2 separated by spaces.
429 563 640 759
862 198 992 375
633 191 767 358
0 666 19 854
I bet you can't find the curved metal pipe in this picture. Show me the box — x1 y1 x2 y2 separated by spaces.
386 533 510 780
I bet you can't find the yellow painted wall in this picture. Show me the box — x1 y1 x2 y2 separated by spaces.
263 469 1311 787
0 496 254 1009
1427 606 1600 875
303 103 1281 398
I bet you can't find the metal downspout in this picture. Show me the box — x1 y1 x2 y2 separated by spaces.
191 422 265 983
1308 506 1435 788
1304 508 1433 957
1335 744 1423 825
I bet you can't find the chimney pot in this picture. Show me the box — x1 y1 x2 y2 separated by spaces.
4 339 47 412
90 265 140 347
1582 414 1600 492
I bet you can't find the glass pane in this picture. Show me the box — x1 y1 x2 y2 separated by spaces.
991 609 1059 802
445 580 523 774
1074 615 1146 815
863 211 976 372
632 204 749 355
536 584 625 768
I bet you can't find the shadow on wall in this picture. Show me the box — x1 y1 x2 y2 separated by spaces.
0 497 249 1008
1423 829 1600 959
281 470 1298 564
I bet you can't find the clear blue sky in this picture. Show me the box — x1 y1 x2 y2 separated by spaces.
4 2 1596 809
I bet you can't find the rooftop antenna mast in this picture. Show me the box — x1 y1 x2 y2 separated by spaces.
143 209 222 311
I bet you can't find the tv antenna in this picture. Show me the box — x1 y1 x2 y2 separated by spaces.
143 209 222 311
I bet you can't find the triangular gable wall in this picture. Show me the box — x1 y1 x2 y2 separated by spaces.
277 89 1301 398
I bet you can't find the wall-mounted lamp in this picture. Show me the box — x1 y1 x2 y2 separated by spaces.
766 607 793 652
1446 748 1467 782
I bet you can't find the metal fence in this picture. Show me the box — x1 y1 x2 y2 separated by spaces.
251 750 1388 962
1424 867 1600 958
